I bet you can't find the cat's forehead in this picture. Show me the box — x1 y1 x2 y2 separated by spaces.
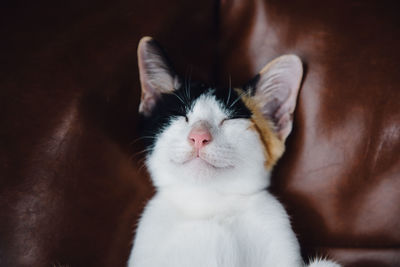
139 83 253 150
189 92 229 120
173 82 252 119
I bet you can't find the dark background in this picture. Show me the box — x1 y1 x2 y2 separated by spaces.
1 0 399 266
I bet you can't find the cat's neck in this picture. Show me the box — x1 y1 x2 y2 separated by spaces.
157 184 266 219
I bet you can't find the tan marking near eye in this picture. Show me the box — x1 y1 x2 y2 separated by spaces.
236 89 285 169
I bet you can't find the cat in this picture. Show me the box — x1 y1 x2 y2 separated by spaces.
127 36 341 267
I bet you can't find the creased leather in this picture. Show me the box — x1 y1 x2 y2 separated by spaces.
1 0 399 266
218 0 400 266
0 1 216 266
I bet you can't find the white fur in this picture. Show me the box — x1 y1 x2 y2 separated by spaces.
308 258 341 267
128 96 340 267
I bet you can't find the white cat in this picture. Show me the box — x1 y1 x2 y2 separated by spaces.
128 36 341 267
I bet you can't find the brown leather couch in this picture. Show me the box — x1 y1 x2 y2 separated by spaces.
1 0 399 266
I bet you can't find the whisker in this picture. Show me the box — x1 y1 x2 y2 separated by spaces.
184 81 189 103
229 90 247 108
187 66 192 99
129 136 157 146
131 154 148 173
138 161 147 172
183 67 190 103
140 136 157 139
226 74 232 105
172 92 186 105
130 147 153 158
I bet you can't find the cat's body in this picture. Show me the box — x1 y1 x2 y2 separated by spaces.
131 189 301 267
128 37 340 267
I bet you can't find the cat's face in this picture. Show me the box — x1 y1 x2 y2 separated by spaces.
137 37 303 194
144 87 269 193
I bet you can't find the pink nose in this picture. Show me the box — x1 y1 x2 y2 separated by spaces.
188 128 212 150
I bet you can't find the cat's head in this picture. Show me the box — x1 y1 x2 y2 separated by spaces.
137 37 303 194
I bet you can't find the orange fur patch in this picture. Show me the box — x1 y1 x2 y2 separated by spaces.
236 89 285 169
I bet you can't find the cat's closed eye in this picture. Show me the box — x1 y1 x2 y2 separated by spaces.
219 118 231 126
218 117 247 127
173 114 188 122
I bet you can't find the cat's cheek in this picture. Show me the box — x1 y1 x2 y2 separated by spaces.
231 131 266 167
221 123 257 146
169 149 194 165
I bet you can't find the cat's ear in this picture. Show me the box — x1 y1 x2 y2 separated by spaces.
137 36 180 116
250 55 303 141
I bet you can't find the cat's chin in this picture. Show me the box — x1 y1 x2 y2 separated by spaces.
189 157 217 169
178 157 233 170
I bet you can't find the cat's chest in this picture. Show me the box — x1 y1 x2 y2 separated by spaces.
164 218 242 266
147 189 256 246
132 191 280 267
159 186 249 219
142 194 250 267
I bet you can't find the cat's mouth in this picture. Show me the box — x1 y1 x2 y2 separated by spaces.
190 157 219 169
170 146 235 170
181 153 234 170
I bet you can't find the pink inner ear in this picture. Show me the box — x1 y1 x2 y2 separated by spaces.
137 37 177 116
253 55 303 141
139 94 157 117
